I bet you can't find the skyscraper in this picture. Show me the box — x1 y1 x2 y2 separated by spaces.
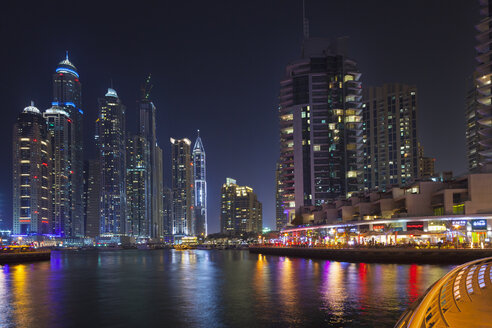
13 103 52 235
278 37 362 225
83 159 101 238
220 178 262 235
138 75 163 239
162 187 173 236
170 138 194 236
155 145 164 238
52 54 84 237
362 84 418 190
43 106 71 236
275 161 286 231
192 130 207 237
126 135 150 237
96 88 127 235
474 0 492 172
466 74 480 172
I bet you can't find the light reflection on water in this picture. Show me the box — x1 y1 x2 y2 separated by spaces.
0 250 453 328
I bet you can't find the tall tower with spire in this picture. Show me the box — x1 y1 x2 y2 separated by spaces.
193 130 207 237
52 52 84 237
138 75 163 239
278 4 362 226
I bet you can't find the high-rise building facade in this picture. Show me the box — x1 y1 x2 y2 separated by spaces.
474 0 492 172
278 38 362 225
138 75 163 239
170 138 194 236
13 103 52 235
96 88 127 235
83 159 101 238
275 161 286 231
52 54 84 237
362 84 418 190
466 74 481 172
162 187 173 236
192 131 207 237
155 145 164 238
126 135 150 237
43 106 71 236
220 178 262 234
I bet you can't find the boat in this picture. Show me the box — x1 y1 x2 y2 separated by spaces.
173 244 195 250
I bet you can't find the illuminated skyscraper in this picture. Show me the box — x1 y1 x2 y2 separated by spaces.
43 106 71 236
473 1 492 172
155 145 164 238
466 73 481 172
52 53 84 237
139 75 163 239
220 178 262 234
162 187 173 236
278 37 362 225
126 135 150 237
96 88 127 235
192 130 207 237
13 103 52 235
275 161 286 231
362 84 419 190
83 159 101 238
170 138 194 235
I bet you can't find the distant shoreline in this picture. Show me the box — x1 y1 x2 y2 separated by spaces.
248 247 492 264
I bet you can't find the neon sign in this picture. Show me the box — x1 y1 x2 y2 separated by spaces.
406 221 424 231
471 219 487 230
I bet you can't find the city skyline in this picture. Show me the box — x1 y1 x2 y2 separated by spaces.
0 0 480 232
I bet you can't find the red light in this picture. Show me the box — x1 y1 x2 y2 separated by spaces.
33 139 37 142
19 219 30 223
67 119 72 123
42 220 49 224
34 211 39 214
75 78 79 82
70 170 74 174
42 163 48 166
59 73 63 76
34 176 38 179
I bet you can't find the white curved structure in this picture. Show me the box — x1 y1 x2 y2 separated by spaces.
395 257 492 327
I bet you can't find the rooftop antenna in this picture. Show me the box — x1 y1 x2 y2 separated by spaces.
303 0 309 39
197 129 200 137
31 100 34 107
66 50 69 60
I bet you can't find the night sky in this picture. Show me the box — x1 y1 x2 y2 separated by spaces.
0 1 479 232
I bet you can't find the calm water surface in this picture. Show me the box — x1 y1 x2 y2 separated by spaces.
0 250 453 328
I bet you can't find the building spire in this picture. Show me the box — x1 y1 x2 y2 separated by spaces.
197 129 200 137
66 50 69 60
303 0 309 39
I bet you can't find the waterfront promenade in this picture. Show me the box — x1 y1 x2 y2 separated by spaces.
249 246 492 264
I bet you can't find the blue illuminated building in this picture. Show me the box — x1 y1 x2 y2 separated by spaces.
193 130 207 237
52 53 84 237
